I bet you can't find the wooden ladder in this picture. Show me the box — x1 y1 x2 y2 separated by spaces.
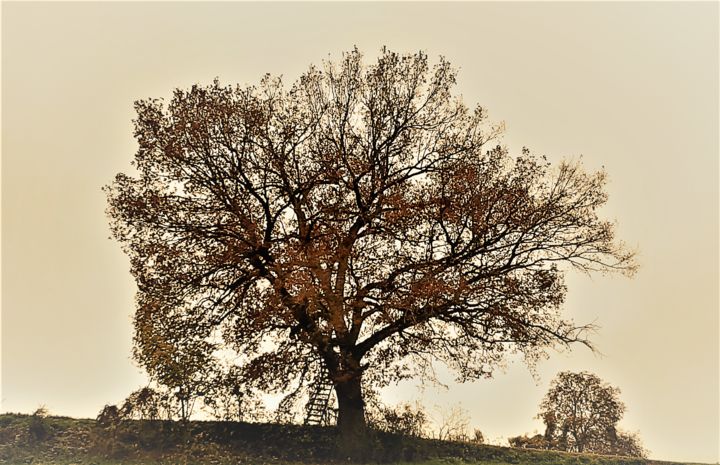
304 373 336 426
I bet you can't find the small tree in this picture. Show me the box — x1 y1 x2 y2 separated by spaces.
432 404 471 441
120 386 174 421
538 371 645 457
132 313 219 421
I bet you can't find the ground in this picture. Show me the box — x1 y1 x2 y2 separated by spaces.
0 414 700 465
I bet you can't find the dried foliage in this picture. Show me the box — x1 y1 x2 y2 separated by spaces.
105 47 636 433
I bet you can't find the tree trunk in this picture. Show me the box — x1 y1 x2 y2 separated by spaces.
334 373 368 458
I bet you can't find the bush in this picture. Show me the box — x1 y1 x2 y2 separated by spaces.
96 404 122 427
121 386 170 420
613 431 648 458
472 428 485 444
371 402 429 437
508 433 548 450
28 406 50 442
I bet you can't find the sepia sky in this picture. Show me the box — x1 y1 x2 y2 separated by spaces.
1 2 718 463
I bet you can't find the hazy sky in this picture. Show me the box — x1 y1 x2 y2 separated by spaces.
2 2 718 463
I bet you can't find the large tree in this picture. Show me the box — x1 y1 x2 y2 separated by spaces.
106 48 635 442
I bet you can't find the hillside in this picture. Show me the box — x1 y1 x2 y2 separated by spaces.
0 414 700 465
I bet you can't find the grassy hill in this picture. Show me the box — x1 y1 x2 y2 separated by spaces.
0 413 701 465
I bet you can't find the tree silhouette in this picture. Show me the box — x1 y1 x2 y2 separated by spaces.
538 371 646 457
105 48 636 445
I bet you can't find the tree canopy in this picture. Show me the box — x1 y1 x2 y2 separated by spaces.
537 371 646 457
105 48 636 440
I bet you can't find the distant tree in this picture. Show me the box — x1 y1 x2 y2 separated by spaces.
105 47 636 447
537 371 646 457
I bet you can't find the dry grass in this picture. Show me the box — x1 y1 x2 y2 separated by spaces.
0 414 700 465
